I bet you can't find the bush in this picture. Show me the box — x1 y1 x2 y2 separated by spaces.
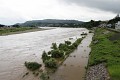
65 49 73 55
25 62 42 71
42 51 49 62
51 43 57 50
51 50 64 58
72 43 78 48
48 51 52 55
70 38 82 49
65 41 71 45
45 58 57 68
68 45 76 50
58 43 69 51
40 72 49 80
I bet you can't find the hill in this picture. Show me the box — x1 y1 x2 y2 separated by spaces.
18 19 83 27
0 24 5 28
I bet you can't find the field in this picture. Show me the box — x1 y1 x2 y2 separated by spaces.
88 28 120 80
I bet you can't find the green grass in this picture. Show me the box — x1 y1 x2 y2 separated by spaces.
89 28 120 79
108 65 120 80
0 27 36 35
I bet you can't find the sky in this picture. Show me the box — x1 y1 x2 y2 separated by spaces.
0 0 119 25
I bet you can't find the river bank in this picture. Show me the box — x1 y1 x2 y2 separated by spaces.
86 28 120 80
0 27 51 36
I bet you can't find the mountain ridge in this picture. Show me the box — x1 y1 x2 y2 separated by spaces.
18 19 84 27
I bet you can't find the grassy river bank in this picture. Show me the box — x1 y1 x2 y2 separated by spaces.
87 28 120 80
0 27 47 36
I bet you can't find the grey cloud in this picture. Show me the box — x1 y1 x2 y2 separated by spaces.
61 0 120 13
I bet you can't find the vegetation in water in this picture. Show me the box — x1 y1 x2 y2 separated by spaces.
40 72 49 80
51 43 58 50
24 35 83 77
24 62 42 71
44 58 57 68
42 38 83 69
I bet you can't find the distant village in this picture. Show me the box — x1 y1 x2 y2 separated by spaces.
98 14 120 30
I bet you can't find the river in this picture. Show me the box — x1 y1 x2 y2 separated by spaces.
50 32 93 80
0 28 91 80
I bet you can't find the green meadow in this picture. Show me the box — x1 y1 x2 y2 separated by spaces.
89 28 120 80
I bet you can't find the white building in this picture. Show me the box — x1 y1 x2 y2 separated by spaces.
107 24 112 28
115 21 120 30
98 23 107 28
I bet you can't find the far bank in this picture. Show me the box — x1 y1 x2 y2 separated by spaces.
0 27 52 36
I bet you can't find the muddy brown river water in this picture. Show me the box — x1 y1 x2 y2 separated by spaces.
0 28 92 80
50 32 93 80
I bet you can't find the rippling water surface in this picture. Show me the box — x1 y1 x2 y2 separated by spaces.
0 28 89 80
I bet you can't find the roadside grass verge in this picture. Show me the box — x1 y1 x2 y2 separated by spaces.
88 28 120 79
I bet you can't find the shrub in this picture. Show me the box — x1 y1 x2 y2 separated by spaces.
24 62 42 71
65 49 73 55
51 50 64 58
65 41 71 45
51 43 57 50
72 42 78 48
68 45 76 50
45 58 57 68
40 72 49 80
42 51 49 62
70 38 82 49
58 43 69 51
48 51 51 55
59 43 66 49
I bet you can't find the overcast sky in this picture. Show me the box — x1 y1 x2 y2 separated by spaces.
0 0 119 25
